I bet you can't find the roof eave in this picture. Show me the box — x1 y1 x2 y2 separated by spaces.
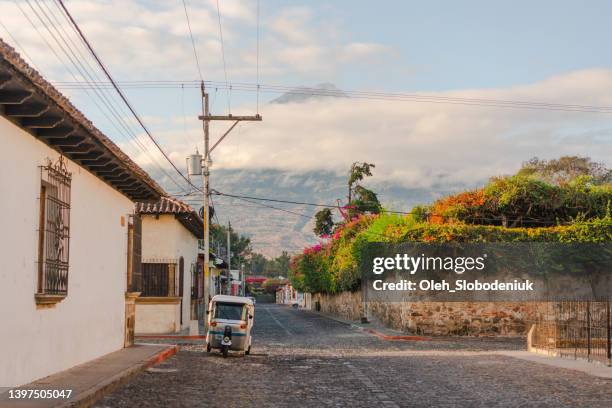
0 40 164 202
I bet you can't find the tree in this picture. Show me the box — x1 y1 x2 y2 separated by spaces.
314 208 334 236
312 162 380 236
246 252 267 274
210 223 251 268
274 251 291 276
518 156 612 185
348 162 375 203
244 251 292 278
262 278 287 294
351 185 381 215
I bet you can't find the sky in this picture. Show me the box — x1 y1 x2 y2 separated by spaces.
1 0 612 192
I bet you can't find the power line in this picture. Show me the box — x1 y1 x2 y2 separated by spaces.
26 0 189 193
178 0 203 150
178 83 202 149
44 0 187 191
215 193 314 220
16 0 159 175
51 80 612 114
0 16 40 72
181 0 203 82
215 0 230 114
208 189 568 225
211 189 408 213
256 0 260 114
56 0 198 193
209 193 221 226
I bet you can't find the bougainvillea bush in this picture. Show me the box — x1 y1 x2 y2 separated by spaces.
289 174 612 294
430 175 612 227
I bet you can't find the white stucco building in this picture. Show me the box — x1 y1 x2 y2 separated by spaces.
134 197 202 334
276 282 311 309
0 39 164 387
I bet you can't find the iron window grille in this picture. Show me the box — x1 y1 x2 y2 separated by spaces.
127 214 142 292
141 261 181 297
37 156 72 296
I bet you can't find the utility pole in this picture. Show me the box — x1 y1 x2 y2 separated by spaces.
238 257 243 296
198 81 261 307
227 220 231 295
201 81 211 323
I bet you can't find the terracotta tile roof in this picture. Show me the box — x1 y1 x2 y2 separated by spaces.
0 37 165 201
136 196 195 215
136 196 203 238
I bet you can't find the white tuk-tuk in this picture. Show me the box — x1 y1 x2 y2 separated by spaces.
205 295 254 357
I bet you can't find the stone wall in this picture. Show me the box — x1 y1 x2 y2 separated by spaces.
369 301 539 336
315 291 541 336
313 292 363 322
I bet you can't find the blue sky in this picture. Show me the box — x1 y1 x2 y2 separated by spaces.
245 0 612 91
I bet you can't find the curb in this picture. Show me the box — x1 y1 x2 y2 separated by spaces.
144 345 180 367
137 335 206 340
58 345 179 408
363 328 430 341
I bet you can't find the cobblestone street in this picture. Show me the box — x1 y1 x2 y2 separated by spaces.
96 304 612 408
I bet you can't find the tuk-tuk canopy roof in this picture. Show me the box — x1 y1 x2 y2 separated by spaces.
211 295 254 305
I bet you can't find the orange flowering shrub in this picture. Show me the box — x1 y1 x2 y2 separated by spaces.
429 189 486 224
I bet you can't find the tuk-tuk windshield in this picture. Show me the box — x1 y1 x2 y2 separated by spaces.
214 302 246 321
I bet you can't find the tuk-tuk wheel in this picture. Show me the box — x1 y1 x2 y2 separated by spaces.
222 345 229 358
245 346 251 355
206 343 211 353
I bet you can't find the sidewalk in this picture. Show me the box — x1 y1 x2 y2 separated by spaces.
498 350 612 379
311 307 612 379
0 344 178 408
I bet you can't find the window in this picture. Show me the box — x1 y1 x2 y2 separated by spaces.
37 157 71 300
141 261 182 297
213 302 246 321
127 214 142 292
178 256 184 297
191 263 200 299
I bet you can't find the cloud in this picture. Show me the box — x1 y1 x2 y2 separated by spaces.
339 42 392 62
270 7 312 44
0 1 391 82
195 69 612 188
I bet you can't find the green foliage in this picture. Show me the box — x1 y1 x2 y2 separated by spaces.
411 205 429 222
360 213 416 242
314 208 334 237
290 214 612 294
246 251 292 278
247 252 267 274
289 161 612 294
486 175 611 225
351 185 382 215
274 251 291 275
348 162 376 197
428 174 611 228
211 223 251 267
518 156 612 185
298 253 335 293
398 219 612 243
262 278 287 294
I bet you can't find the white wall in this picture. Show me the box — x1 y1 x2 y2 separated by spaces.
0 117 133 387
141 214 197 329
135 303 180 334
